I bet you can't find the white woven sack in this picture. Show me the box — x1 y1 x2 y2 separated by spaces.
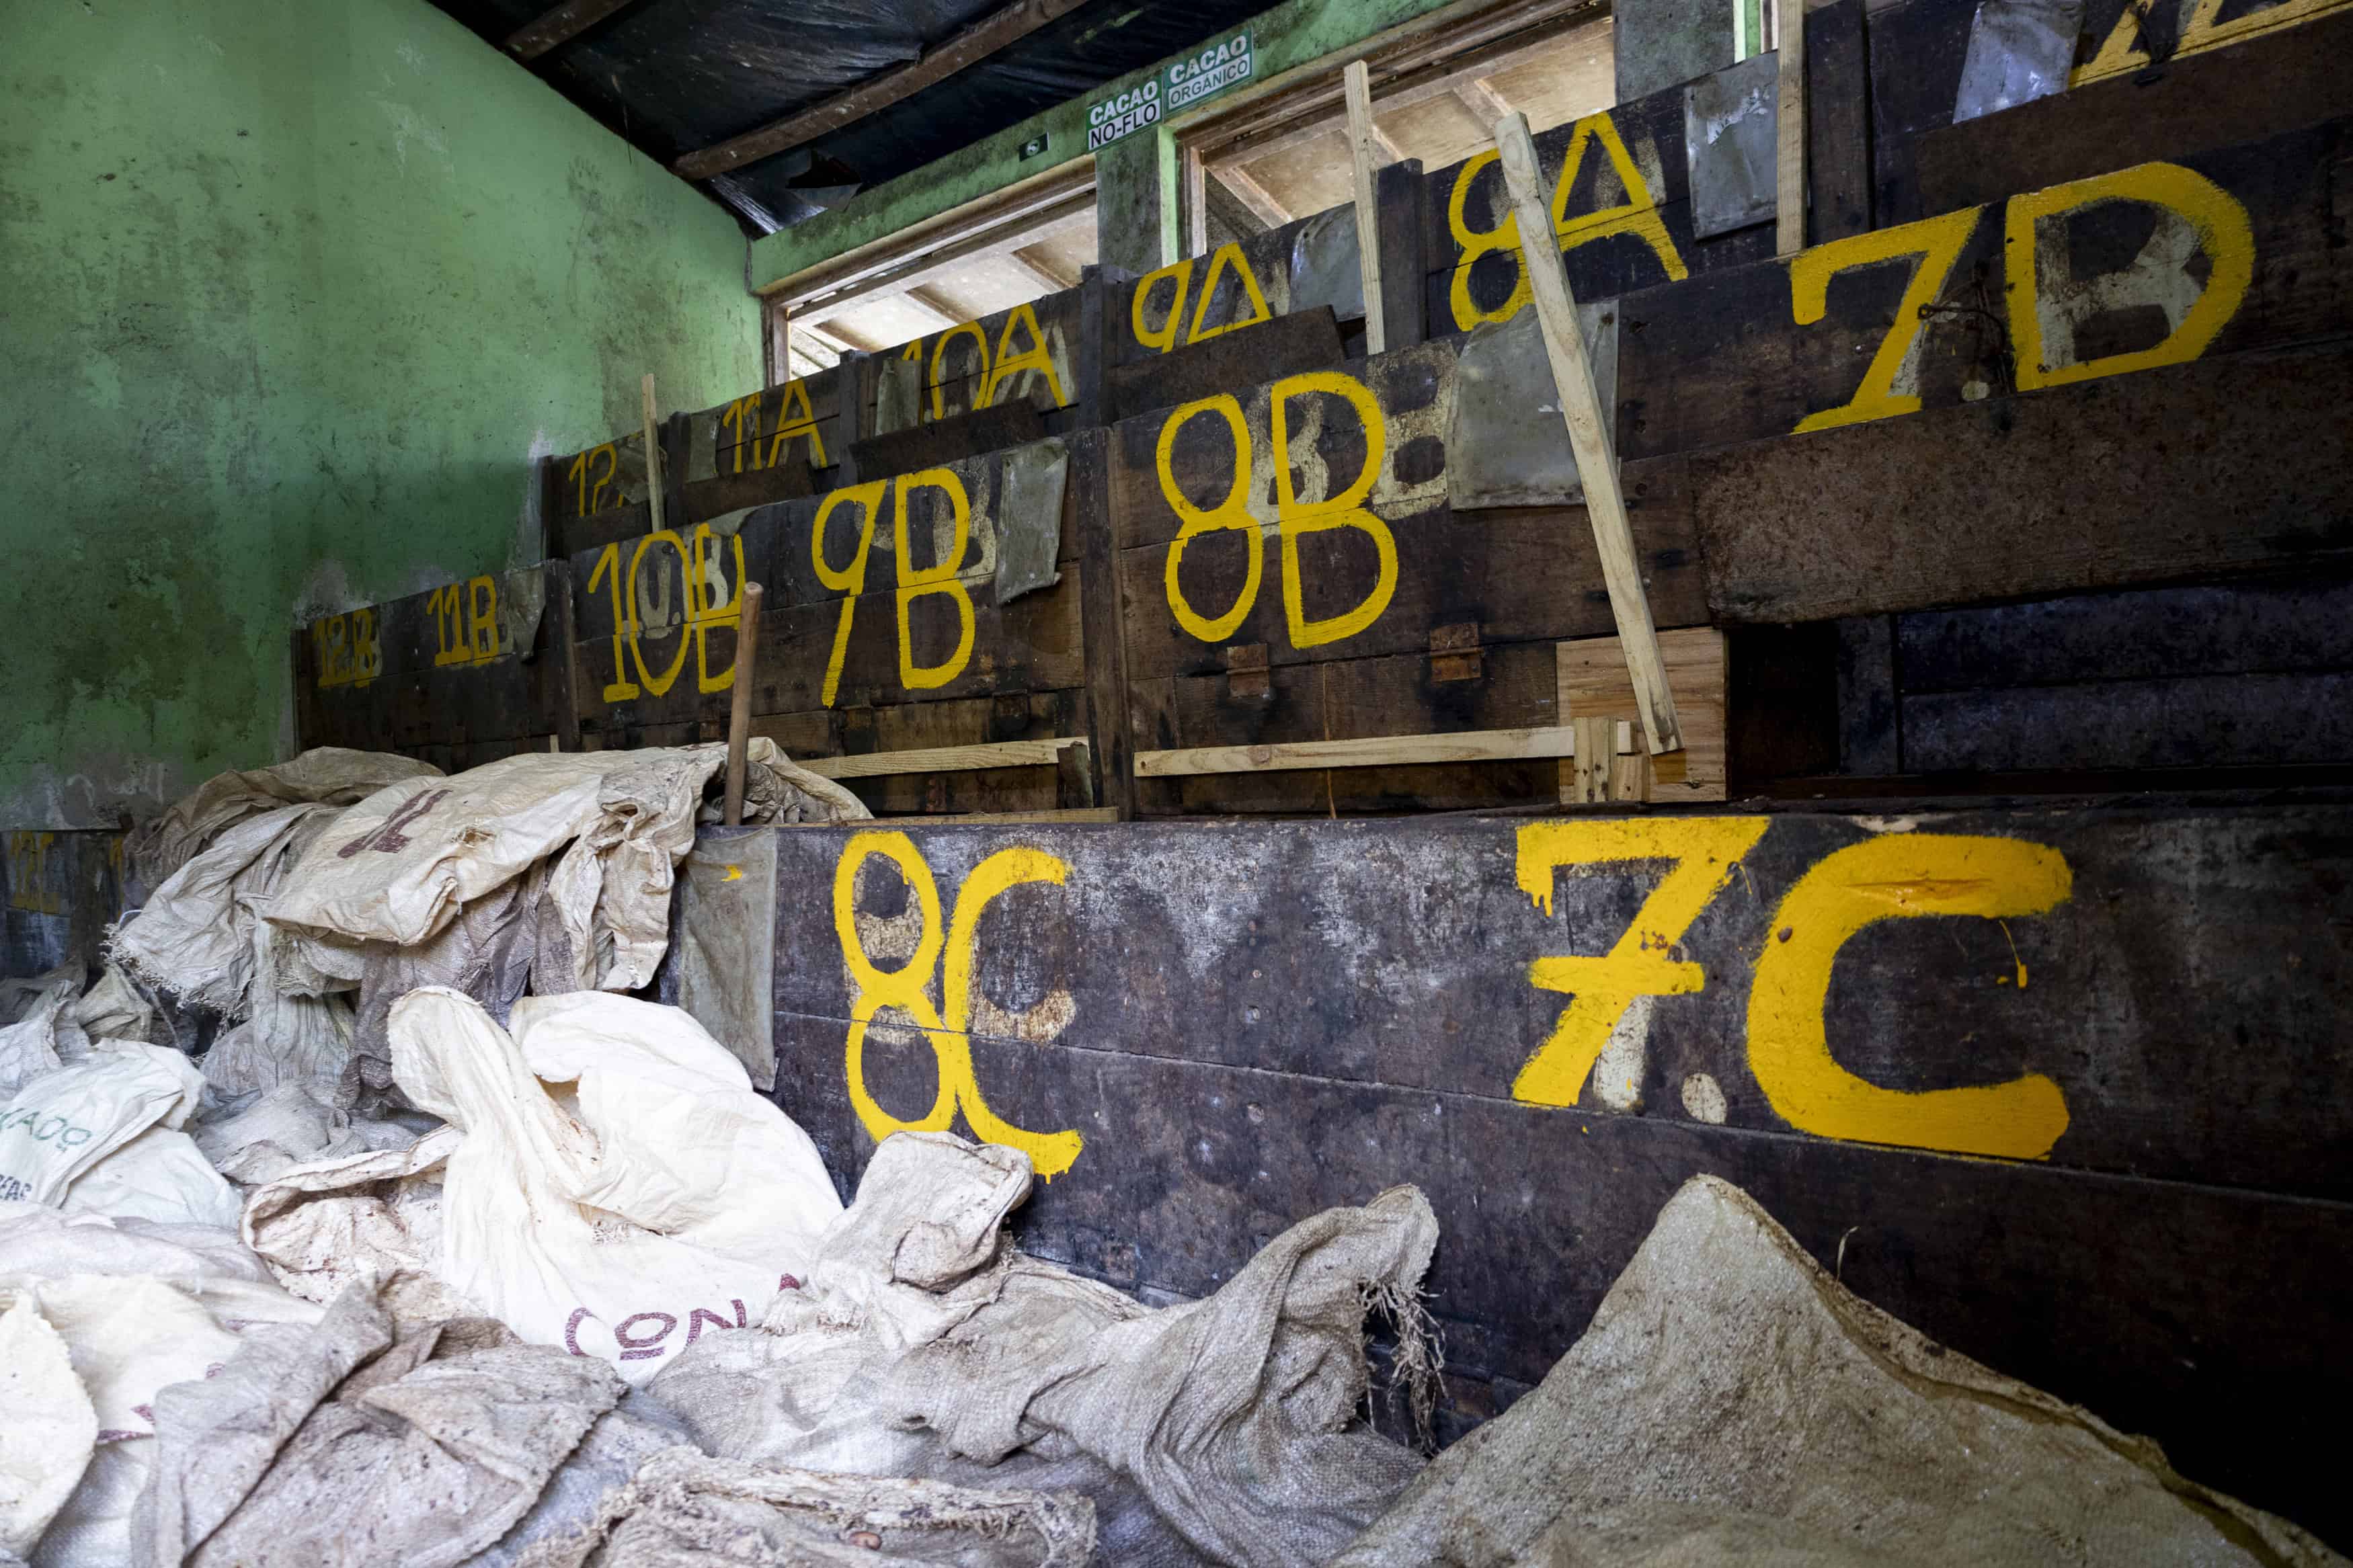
387 987 842 1384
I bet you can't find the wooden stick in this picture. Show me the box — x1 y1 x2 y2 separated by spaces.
1492 112 1683 755
1343 60 1390 355
1135 724 1580 778
722 582 764 825
639 372 665 535
1775 0 1807 257
795 737 1088 780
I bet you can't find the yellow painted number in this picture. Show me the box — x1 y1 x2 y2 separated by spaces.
1272 372 1396 647
1157 395 1263 643
1791 206 1981 433
1447 111 1689 331
2005 161 2252 392
428 576 500 667
1513 817 1771 1106
566 442 619 515
986 301 1067 408
1154 369 1398 649
834 831 1083 1178
893 469 978 691
1747 833 2072 1159
812 481 887 708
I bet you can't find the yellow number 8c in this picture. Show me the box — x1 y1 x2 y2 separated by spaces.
832 831 1085 1179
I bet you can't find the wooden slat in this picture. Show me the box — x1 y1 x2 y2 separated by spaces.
1344 60 1390 356
797 737 1088 779
1689 345 2353 625
1495 111 1683 756
1136 724 1579 776
676 0 1090 180
1558 628 1728 802
1774 0 1806 255
787 806 1121 825
504 0 636 61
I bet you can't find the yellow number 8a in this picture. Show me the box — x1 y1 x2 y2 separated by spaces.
832 831 1085 1179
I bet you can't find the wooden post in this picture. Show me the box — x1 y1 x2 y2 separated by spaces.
1493 111 1683 756
1343 60 1390 355
723 581 765 825
1775 0 1807 256
1181 142 1209 259
1374 157 1429 352
639 372 666 535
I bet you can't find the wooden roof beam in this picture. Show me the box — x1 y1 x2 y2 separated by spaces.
504 0 639 63
1208 163 1292 227
675 0 1090 181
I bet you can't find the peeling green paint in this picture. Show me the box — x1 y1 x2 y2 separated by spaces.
0 0 758 827
750 0 1468 292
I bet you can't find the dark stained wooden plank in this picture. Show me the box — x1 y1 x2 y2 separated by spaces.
1107 306 1345 423
1804 0 1872 244
1111 217 1326 368
1897 575 2353 692
1905 670 2353 773
571 563 1089 736
850 398 1046 479
772 807 2353 1198
1071 427 1136 818
1690 344 2353 624
1129 637 1568 816
4 829 128 979
1374 157 1430 352
1862 0 1977 226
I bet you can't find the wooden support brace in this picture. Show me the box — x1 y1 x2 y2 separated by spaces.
799 737 1090 780
1776 0 1808 256
639 373 665 536
1135 725 1580 778
1343 60 1390 355
1491 112 1683 757
781 807 1121 826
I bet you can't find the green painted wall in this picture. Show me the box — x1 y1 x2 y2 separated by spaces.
0 0 758 827
749 0 1466 293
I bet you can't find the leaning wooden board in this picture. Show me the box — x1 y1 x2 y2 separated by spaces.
744 806 2353 1542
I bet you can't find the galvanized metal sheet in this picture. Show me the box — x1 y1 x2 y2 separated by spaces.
674 828 780 1089
1954 0 2087 124
1286 206 1365 325
1684 50 1781 241
994 436 1069 606
1445 303 1619 511
873 354 920 437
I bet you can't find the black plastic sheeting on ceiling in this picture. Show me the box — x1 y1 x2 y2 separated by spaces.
432 0 1272 232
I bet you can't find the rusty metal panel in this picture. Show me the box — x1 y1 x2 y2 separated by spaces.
1446 306 1619 510
1684 51 1780 240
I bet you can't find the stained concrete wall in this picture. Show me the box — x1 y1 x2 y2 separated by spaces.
0 0 758 828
